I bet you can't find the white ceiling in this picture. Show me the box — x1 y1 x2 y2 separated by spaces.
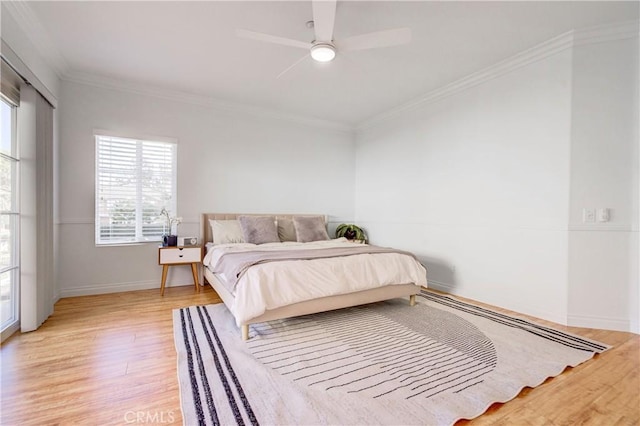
17 1 640 127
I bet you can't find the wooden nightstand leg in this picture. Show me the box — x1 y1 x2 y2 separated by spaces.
191 262 199 292
161 265 169 296
241 325 249 341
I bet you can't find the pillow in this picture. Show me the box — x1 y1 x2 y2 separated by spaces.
277 218 297 242
209 220 245 244
238 216 280 244
293 216 329 243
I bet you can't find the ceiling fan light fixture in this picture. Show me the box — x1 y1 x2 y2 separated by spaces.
310 43 336 62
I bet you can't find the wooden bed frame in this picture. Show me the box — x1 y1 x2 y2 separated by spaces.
200 213 419 340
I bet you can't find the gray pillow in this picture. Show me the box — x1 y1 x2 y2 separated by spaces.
238 216 279 244
277 218 297 242
293 216 329 243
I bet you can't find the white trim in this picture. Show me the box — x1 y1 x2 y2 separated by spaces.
357 220 568 232
59 218 341 227
94 129 178 145
58 280 162 298
3 1 637 133
426 279 455 294
57 218 200 226
0 40 57 108
95 134 177 245
631 316 639 335
63 71 353 135
426 280 568 325
57 218 94 225
357 31 574 131
1 0 69 78
0 321 20 343
568 224 637 232
568 314 631 332
637 15 640 339
573 20 639 46
357 20 640 132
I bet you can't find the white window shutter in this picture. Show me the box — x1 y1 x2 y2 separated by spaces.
95 135 176 245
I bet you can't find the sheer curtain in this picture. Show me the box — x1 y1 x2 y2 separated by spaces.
19 84 54 332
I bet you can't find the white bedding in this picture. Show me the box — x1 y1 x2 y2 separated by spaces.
203 238 427 325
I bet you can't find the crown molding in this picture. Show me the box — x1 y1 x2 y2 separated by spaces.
356 31 574 132
573 19 639 46
356 20 639 132
7 0 636 136
2 0 69 78
1 40 57 108
0 0 352 134
62 71 354 135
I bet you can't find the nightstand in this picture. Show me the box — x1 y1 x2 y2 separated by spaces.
158 246 202 296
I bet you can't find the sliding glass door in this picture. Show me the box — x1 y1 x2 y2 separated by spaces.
0 97 19 335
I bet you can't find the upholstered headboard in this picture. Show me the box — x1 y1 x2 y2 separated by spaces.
201 213 327 245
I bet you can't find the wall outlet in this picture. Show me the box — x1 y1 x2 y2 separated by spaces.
597 208 610 222
582 208 595 223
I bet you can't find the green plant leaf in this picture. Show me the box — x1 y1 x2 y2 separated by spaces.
335 223 367 241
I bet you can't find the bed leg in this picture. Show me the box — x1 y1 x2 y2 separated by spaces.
409 294 416 306
241 325 249 341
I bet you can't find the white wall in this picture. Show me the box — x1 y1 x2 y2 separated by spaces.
355 50 574 324
354 28 640 332
57 80 355 296
567 36 640 331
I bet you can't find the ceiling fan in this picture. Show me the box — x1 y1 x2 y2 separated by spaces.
236 0 411 78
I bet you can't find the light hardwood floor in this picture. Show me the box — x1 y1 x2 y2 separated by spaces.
1 285 638 425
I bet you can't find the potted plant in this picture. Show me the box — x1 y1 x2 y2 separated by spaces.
160 208 182 246
335 224 367 243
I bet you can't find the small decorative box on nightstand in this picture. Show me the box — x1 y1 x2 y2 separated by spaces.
178 236 199 247
158 246 202 295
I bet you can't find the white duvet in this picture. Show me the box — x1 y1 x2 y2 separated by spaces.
203 238 427 325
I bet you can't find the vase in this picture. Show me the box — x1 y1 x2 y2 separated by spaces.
163 235 178 247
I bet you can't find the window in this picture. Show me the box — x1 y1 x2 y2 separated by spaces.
0 97 19 333
95 134 177 245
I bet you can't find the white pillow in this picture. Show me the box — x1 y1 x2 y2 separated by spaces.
209 219 245 244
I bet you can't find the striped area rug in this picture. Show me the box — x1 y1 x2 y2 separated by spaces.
173 291 609 425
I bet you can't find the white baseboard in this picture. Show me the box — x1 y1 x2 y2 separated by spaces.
1 321 20 342
58 280 162 297
57 278 638 334
427 279 455 293
426 279 567 326
568 314 631 332
430 279 634 332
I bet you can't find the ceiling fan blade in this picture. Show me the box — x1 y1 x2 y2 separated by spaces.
236 29 312 50
276 54 310 79
312 0 336 42
338 27 412 52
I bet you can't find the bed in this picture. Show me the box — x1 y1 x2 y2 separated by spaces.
200 213 427 340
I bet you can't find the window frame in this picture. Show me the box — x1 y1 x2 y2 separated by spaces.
94 133 177 246
0 96 20 337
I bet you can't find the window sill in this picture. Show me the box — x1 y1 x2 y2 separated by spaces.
95 241 161 248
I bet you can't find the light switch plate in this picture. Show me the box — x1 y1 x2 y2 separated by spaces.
597 208 610 222
583 208 595 223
